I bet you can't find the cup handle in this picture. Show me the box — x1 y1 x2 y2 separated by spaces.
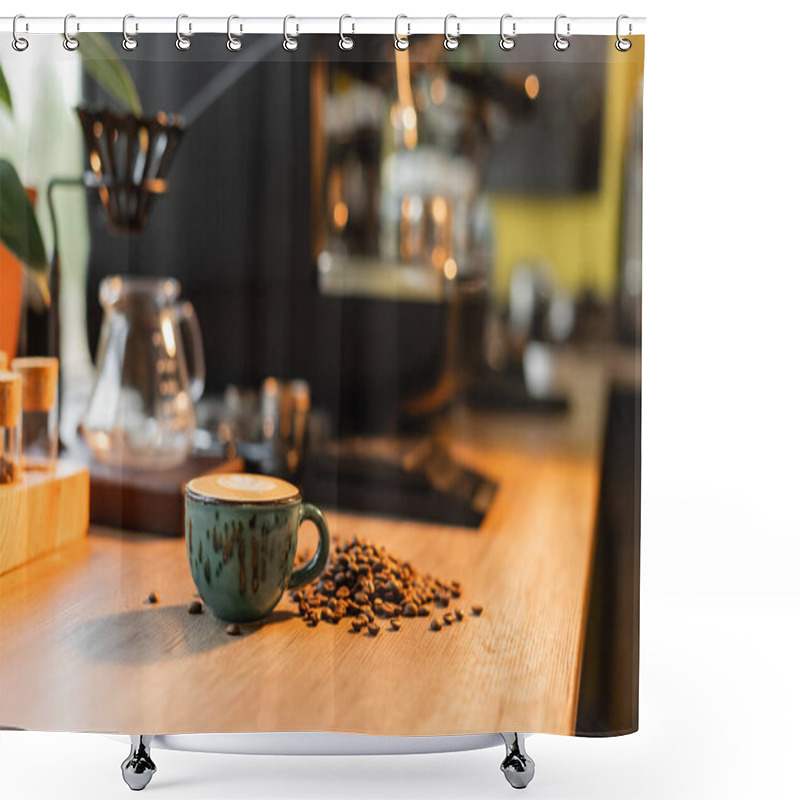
288 503 331 591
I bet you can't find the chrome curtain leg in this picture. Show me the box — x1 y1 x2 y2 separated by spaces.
121 735 157 791
500 733 535 789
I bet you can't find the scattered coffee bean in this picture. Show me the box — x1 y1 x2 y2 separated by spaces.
430 618 442 631
0 455 19 485
390 619 402 631
402 602 418 617
147 591 159 604
471 605 483 617
366 622 380 637
443 612 454 625
454 609 464 621
351 620 364 633
187 601 203 615
226 623 242 636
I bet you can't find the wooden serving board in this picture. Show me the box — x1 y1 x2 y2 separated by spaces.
89 454 244 536
0 461 90 576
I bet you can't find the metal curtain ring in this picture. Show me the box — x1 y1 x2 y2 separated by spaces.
122 14 138 50
227 15 242 51
283 15 298 51
63 14 79 51
394 15 410 51
553 14 570 51
12 14 29 52
615 14 632 51
339 14 354 50
176 14 191 51
444 14 459 51
499 14 515 51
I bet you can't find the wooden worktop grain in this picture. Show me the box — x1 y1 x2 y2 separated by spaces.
0 355 609 736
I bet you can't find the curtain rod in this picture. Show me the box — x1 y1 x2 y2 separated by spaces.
1 16 646 38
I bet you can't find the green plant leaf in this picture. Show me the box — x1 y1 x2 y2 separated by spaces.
0 159 48 273
0 64 12 112
78 33 142 116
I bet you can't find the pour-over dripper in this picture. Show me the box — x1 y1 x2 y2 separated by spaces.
77 107 184 235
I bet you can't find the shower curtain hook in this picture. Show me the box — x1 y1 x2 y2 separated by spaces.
63 14 79 51
122 15 138 50
227 15 242 51
394 15 410 51
443 14 460 51
499 14 515 51
615 14 632 51
553 14 570 51
12 14 29 52
339 15 355 50
176 14 191 51
283 15 299 51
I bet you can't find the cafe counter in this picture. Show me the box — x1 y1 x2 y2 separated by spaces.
0 352 618 737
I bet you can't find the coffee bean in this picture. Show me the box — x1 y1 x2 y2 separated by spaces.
187 601 203 615
390 619 402 631
454 609 464 621
366 623 380 637
430 618 442 631
147 591 159 604
226 623 242 636
471 605 483 617
402 602 418 617
443 612 454 625
418 605 431 617
351 620 363 633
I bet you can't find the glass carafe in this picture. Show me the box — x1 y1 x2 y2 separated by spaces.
81 276 205 470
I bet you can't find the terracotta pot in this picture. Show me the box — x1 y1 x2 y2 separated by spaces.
0 243 24 360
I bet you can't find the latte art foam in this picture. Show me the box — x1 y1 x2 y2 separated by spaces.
186 473 300 504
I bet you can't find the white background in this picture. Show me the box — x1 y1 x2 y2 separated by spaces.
2 1 799 798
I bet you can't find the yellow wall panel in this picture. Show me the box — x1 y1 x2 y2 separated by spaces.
488 37 645 305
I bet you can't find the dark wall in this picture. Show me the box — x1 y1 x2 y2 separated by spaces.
83 35 313 391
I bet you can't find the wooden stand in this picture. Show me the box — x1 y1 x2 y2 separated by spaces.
0 461 90 576
89 454 244 536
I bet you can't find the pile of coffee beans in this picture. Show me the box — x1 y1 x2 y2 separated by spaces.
290 536 480 636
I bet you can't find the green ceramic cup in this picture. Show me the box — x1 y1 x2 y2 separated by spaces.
183 473 330 623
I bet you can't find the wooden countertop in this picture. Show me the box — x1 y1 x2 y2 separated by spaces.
0 353 613 736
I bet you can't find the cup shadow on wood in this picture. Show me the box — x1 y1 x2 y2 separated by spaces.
71 605 297 665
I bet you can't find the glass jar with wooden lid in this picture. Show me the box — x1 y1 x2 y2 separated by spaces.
11 357 59 471
0 370 22 484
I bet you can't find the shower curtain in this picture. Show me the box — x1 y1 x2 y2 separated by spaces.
0 23 643 742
